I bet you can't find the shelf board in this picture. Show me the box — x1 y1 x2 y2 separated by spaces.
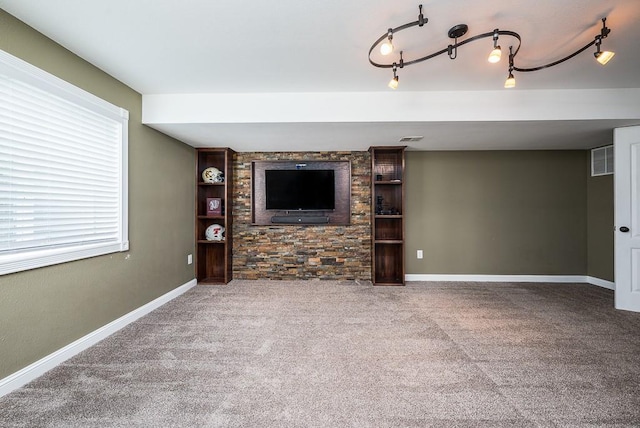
197 215 225 220
198 277 227 285
197 182 225 186
373 281 405 286
373 180 402 185
374 214 403 219
197 240 226 244
374 239 403 244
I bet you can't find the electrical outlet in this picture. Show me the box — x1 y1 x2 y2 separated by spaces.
417 250 423 259
187 254 193 265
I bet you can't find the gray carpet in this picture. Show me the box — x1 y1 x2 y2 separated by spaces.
2 281 640 427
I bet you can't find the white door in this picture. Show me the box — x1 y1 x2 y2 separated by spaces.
614 126 640 312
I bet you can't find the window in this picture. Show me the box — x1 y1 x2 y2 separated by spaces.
0 49 129 275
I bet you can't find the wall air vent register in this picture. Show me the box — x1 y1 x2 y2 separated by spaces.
591 145 613 176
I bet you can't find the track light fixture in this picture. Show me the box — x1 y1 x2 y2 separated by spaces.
504 47 516 88
388 66 399 89
380 29 394 55
388 51 404 89
369 6 615 89
488 29 502 63
594 18 615 65
594 48 615 65
594 40 614 65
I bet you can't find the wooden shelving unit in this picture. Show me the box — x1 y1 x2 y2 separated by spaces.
370 146 406 286
195 148 234 284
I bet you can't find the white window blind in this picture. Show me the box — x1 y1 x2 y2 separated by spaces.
0 49 128 275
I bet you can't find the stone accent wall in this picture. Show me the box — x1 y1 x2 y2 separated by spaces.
232 152 371 280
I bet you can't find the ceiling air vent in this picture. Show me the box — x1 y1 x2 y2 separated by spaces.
399 136 423 142
591 145 613 176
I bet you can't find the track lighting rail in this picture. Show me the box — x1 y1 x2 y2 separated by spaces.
369 5 614 89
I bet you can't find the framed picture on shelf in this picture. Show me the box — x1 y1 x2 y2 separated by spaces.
206 197 222 216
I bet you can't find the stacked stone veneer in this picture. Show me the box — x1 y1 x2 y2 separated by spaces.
232 151 371 280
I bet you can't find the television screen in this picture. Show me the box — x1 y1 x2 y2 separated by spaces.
265 169 335 210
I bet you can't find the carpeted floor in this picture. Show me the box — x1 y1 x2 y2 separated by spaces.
1 280 640 427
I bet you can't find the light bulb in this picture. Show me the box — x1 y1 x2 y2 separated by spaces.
388 76 399 90
380 41 394 56
504 73 515 88
595 50 615 65
488 46 502 63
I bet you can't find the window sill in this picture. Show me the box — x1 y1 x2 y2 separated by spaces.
0 241 129 276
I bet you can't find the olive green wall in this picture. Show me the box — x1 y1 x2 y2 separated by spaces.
587 172 614 281
405 151 588 275
0 11 195 379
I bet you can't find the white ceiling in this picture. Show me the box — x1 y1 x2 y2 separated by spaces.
1 0 640 151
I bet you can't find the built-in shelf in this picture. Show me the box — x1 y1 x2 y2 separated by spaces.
370 146 406 286
195 148 234 284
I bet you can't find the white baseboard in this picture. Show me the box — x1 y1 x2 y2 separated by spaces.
405 274 615 290
585 276 615 290
0 278 197 398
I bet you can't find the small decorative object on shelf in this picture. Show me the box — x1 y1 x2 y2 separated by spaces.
205 224 225 241
206 197 222 216
376 196 384 214
202 166 224 183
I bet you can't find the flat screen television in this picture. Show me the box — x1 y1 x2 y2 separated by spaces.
265 169 335 211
